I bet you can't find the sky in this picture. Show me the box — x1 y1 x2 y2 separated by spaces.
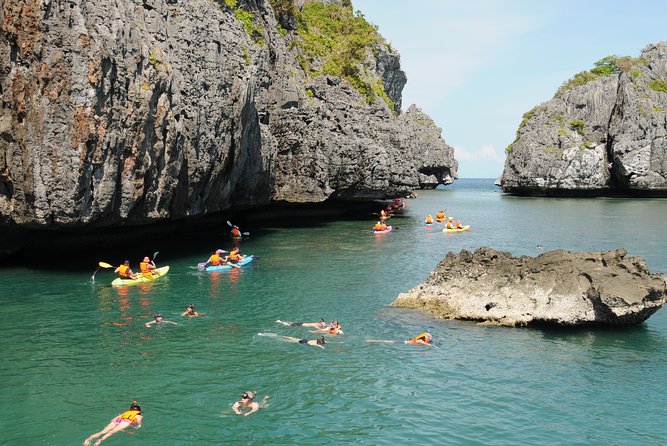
353 0 667 178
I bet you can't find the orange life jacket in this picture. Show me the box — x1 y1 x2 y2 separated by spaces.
140 262 151 273
425 216 433 224
436 212 445 221
118 265 131 278
210 254 221 266
119 410 141 423
231 228 241 237
408 332 432 344
229 250 240 261
374 223 383 231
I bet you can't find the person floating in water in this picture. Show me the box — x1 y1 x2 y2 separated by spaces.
114 260 137 280
145 313 178 328
275 318 331 329
405 332 433 345
139 256 157 278
312 320 343 335
181 304 200 317
232 391 260 416
368 332 435 347
83 400 143 446
282 335 326 349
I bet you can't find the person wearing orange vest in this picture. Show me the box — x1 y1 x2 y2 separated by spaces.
113 260 137 280
231 226 242 238
446 217 455 229
374 221 383 231
425 215 434 224
83 401 143 445
224 247 243 269
203 249 227 268
436 210 446 222
406 332 433 345
139 256 157 278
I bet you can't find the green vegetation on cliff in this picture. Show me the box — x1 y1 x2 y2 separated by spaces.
556 55 642 97
290 1 394 109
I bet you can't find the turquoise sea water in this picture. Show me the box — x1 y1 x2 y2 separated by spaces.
1 179 666 445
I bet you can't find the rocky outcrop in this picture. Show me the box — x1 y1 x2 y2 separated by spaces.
0 0 457 255
393 247 667 327
501 42 667 196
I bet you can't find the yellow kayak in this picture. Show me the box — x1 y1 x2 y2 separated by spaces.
443 225 471 233
111 266 170 287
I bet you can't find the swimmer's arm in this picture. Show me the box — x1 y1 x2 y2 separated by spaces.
164 320 179 325
245 403 259 416
134 415 143 428
145 321 155 328
231 402 242 414
180 311 188 316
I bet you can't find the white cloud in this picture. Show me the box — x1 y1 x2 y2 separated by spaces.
454 145 502 162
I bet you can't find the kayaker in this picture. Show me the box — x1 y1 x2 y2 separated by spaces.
380 221 388 231
145 313 178 328
139 256 157 278
231 225 242 238
232 391 260 416
203 249 227 268
181 304 200 317
446 217 455 229
114 260 137 280
425 215 434 224
374 221 383 231
282 335 326 349
379 209 388 220
406 332 433 345
83 400 143 446
436 210 446 222
276 319 330 329
455 220 464 229
225 246 243 267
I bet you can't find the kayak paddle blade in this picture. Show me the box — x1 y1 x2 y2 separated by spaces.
99 261 114 268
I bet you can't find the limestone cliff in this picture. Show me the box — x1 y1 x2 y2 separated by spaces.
501 42 667 196
0 0 457 254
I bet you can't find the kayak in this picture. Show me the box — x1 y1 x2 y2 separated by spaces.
205 256 254 271
374 226 392 234
111 266 170 287
443 225 471 233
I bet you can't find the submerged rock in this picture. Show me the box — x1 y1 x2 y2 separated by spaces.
393 247 667 327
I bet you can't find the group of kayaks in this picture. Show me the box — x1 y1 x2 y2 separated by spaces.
425 211 471 233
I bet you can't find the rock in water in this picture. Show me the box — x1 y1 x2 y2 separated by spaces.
393 247 667 327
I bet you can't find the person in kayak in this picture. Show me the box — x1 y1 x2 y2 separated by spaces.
374 221 383 231
436 210 446 222
139 256 157 278
224 246 243 268
230 225 242 238
406 332 433 345
83 400 143 446
201 249 228 268
379 209 388 220
145 313 178 328
282 335 326 349
232 391 260 416
425 215 434 224
114 261 137 280
276 318 331 329
446 217 455 229
181 304 200 317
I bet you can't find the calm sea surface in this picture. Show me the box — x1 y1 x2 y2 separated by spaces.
1 179 666 445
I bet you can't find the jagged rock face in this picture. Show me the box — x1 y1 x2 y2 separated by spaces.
393 247 667 327
501 42 667 196
0 0 457 235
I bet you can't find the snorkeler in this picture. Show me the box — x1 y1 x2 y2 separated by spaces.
180 304 200 317
275 318 330 329
312 320 343 335
232 391 260 416
145 313 178 328
367 332 435 347
83 400 142 446
282 335 326 349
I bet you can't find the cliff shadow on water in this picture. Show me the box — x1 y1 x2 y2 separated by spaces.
0 200 392 271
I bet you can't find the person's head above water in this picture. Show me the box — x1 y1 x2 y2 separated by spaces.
129 401 141 413
316 336 325 345
154 313 163 320
241 391 256 401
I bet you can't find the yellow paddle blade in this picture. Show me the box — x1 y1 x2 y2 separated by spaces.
99 261 114 268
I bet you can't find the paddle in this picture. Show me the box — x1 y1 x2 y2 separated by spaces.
91 261 114 282
153 251 159 261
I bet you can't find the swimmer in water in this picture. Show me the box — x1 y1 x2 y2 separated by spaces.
282 335 326 349
275 318 331 329
312 320 343 335
368 332 435 347
180 304 200 317
83 401 142 446
145 313 178 328
232 391 260 416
